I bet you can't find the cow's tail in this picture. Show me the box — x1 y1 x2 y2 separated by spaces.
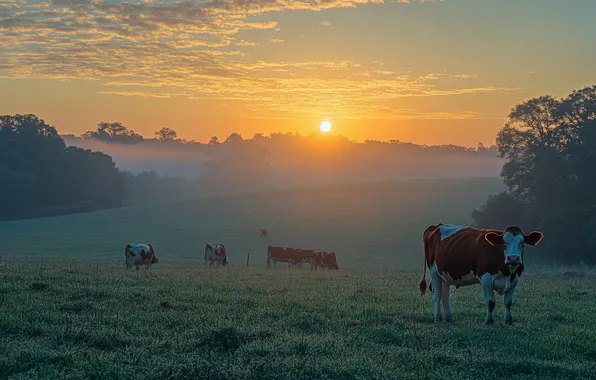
418 225 435 297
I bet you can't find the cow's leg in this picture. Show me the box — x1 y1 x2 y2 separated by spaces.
429 263 443 323
503 275 520 325
480 273 496 325
441 281 453 322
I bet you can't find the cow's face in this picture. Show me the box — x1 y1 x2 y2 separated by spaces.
151 256 159 264
484 226 543 270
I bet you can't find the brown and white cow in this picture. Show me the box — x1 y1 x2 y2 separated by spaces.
267 245 292 267
418 224 543 325
205 243 228 266
124 243 159 276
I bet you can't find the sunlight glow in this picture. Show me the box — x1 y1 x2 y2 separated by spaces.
320 121 332 133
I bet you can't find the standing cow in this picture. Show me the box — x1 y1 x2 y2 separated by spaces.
124 243 159 277
205 243 228 266
418 224 543 325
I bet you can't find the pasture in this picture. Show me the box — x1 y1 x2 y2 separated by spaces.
1 261 595 379
3 176 593 379
0 177 504 268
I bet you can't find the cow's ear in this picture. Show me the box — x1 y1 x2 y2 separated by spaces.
484 232 504 246
524 231 543 246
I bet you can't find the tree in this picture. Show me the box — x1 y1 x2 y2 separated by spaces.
154 127 178 142
472 85 596 264
209 136 220 145
0 114 126 219
82 121 144 144
225 132 244 144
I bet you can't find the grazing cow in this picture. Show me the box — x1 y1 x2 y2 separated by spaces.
320 252 339 270
418 224 543 325
204 244 228 266
267 245 291 267
260 228 268 238
124 243 159 276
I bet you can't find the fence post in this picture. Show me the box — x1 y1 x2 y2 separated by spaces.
246 254 250 267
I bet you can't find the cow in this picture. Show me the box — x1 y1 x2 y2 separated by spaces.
124 243 159 276
205 244 228 266
260 228 268 238
418 224 543 326
267 245 291 267
319 252 339 270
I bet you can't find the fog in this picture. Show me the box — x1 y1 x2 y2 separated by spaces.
62 134 504 196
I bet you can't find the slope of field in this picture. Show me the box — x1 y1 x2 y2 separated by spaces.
0 177 504 269
1 261 594 379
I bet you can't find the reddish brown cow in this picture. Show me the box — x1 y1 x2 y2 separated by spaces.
267 246 319 268
418 224 543 325
260 228 268 238
267 245 291 267
320 252 339 270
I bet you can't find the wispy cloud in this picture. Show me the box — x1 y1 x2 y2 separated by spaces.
0 0 509 121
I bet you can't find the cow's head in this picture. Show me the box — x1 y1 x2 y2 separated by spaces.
484 226 543 270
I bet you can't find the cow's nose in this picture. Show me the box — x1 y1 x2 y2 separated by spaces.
506 255 520 264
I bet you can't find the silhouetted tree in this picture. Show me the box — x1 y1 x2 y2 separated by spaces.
0 114 126 219
82 121 144 144
473 85 596 263
209 136 220 145
154 127 178 142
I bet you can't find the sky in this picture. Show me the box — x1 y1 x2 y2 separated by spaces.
1 0 595 147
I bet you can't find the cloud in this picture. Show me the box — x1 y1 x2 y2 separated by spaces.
0 0 508 121
453 74 476 79
235 40 259 47
319 20 332 27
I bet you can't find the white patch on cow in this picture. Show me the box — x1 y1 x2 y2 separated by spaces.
439 224 468 241
502 232 525 264
491 271 513 296
439 269 479 287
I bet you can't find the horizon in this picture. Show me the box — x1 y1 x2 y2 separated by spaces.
2 0 595 147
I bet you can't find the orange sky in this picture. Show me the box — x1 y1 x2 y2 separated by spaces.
1 0 595 147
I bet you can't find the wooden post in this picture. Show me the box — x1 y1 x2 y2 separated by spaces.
246 254 250 267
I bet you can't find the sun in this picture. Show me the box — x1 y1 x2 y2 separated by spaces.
320 121 332 133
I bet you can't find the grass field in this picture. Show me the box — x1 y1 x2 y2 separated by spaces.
0 177 505 269
1 260 595 379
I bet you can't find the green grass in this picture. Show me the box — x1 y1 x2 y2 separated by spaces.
1 261 595 379
0 177 504 269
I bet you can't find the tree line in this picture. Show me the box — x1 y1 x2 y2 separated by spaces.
472 85 596 264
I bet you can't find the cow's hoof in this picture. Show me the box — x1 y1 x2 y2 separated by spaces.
434 316 442 324
485 318 494 326
505 316 513 325
445 316 453 323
